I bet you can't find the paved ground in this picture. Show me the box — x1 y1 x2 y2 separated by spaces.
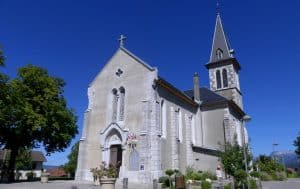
262 178 300 189
0 180 150 189
1 178 300 189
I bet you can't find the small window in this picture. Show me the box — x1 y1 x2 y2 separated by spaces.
216 48 223 60
222 69 228 88
216 70 222 89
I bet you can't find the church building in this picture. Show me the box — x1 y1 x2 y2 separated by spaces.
75 13 250 183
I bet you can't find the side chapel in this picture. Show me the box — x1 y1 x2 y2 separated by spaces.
75 13 250 183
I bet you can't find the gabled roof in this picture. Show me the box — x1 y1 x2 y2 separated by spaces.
184 87 246 117
120 46 155 71
209 13 234 62
156 77 198 107
0 150 46 162
89 46 155 87
184 87 228 105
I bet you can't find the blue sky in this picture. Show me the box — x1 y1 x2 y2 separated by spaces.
0 1 299 165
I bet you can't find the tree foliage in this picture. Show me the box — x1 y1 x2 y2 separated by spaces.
256 155 284 173
0 48 4 66
0 64 78 181
15 148 32 170
294 132 300 156
220 142 252 187
63 141 79 177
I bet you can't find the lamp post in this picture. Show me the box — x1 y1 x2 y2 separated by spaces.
241 115 251 189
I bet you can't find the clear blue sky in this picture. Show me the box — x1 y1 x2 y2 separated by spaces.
1 1 299 166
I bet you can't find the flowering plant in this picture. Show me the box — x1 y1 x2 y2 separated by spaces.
90 161 119 181
127 133 138 147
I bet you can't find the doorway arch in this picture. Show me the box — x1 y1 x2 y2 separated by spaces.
100 123 128 167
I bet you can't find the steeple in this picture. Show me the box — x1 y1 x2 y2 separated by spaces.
206 12 243 109
209 13 234 62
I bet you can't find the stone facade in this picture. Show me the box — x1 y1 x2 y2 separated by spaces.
75 13 250 184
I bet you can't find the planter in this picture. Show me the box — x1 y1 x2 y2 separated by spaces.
100 178 117 189
40 172 50 183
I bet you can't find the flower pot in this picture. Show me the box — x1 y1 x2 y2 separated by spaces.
100 178 117 189
40 173 50 183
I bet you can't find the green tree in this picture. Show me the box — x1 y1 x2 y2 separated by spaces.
294 132 300 156
0 48 4 66
0 64 78 182
63 141 79 177
220 142 252 187
15 148 32 170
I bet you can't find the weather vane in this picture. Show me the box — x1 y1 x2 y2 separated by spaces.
118 34 127 47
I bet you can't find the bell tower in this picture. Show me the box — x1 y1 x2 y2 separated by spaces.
206 13 243 109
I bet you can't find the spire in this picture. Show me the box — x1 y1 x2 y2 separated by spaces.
209 13 234 62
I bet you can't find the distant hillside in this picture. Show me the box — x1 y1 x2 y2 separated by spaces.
43 165 60 170
271 151 300 172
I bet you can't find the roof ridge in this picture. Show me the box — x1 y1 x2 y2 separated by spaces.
120 46 155 71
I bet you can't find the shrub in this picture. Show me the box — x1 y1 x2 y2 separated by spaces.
224 184 231 189
165 169 175 177
276 172 286 181
250 171 260 178
191 172 202 180
260 171 272 181
250 179 258 189
185 167 195 180
159 176 170 188
201 171 217 180
201 180 212 189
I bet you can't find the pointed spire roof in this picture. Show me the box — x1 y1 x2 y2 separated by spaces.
209 13 234 62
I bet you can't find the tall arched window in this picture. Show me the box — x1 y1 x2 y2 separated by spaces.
112 89 118 122
119 87 125 121
161 100 167 138
216 48 223 60
216 70 222 89
191 115 195 144
222 69 228 88
178 109 183 142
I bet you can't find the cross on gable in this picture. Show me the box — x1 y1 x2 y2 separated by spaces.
118 34 127 47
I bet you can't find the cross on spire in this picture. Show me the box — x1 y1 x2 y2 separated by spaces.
118 34 127 47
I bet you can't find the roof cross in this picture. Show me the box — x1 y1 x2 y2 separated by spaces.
118 34 127 47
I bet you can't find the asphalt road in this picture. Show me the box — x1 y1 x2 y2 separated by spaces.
262 178 300 189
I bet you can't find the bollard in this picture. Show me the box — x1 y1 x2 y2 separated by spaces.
153 179 158 189
123 178 128 189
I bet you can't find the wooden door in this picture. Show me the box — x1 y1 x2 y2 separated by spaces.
109 145 122 166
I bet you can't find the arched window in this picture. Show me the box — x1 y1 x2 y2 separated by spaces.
191 115 195 144
129 149 139 171
216 70 222 89
222 69 228 88
119 87 125 121
178 110 183 142
161 100 167 138
112 89 118 122
216 48 223 60
175 108 182 142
